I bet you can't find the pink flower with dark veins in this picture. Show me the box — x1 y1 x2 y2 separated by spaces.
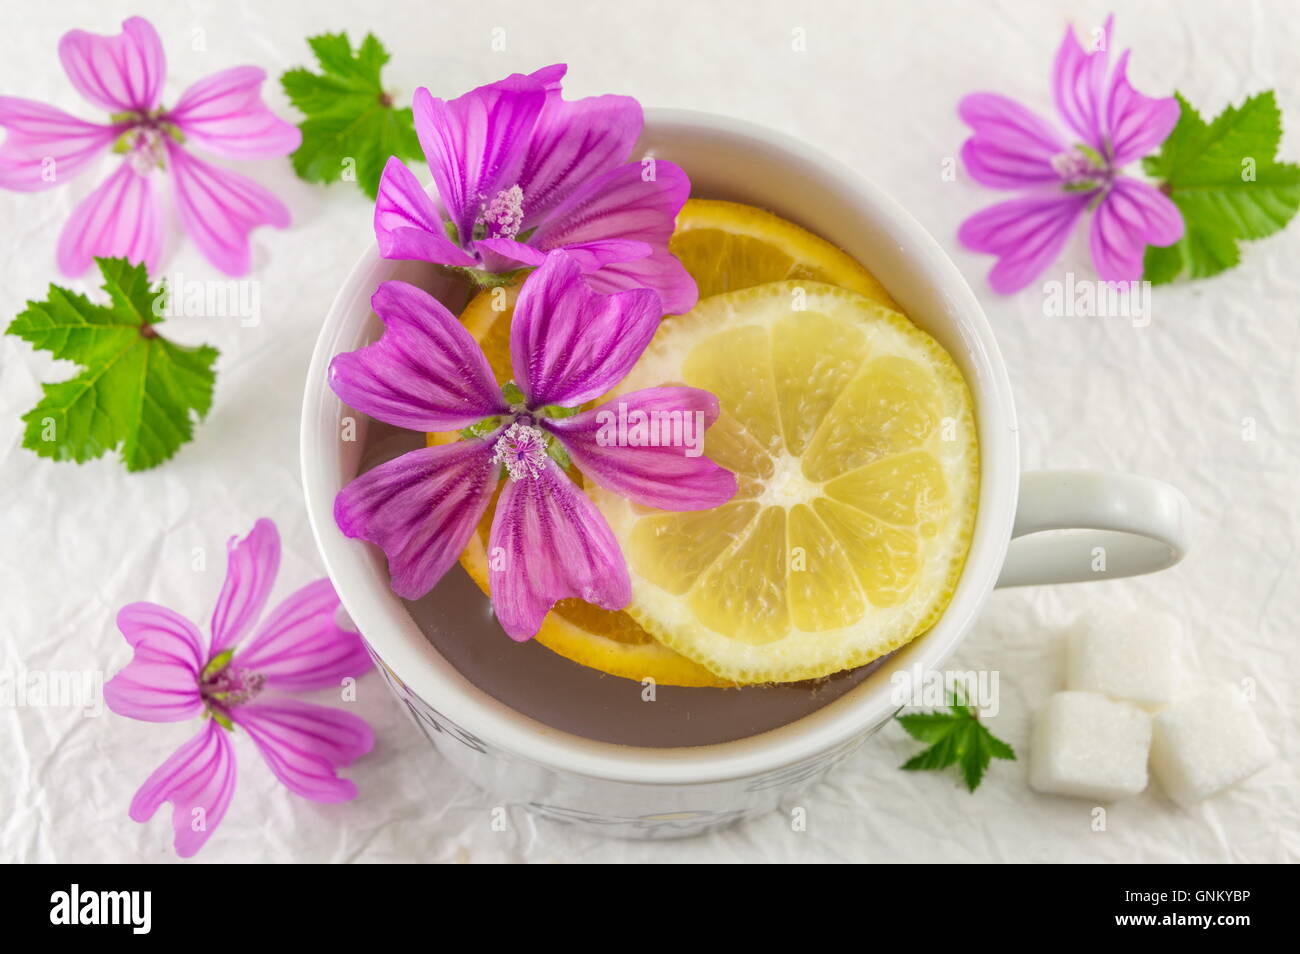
957 15 1184 292
373 64 698 313
0 16 300 277
104 519 373 858
329 250 736 640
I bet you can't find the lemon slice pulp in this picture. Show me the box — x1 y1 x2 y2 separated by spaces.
588 281 978 684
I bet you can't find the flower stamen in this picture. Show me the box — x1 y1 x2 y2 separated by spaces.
479 184 525 240
1052 144 1110 189
492 421 549 481
200 661 266 710
124 127 168 175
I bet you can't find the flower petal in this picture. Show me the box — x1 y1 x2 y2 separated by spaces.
472 236 549 268
547 386 737 510
530 160 689 250
1089 177 1184 282
129 720 235 858
0 97 118 191
230 699 372 803
1052 15 1112 151
413 75 546 245
335 438 500 601
59 16 165 115
530 160 696 313
488 458 630 640
1102 50 1180 167
167 66 301 160
165 139 290 277
233 578 372 691
516 91 643 228
104 602 204 722
373 156 477 267
958 93 1069 189
209 518 280 657
55 161 162 277
476 236 653 273
510 251 661 408
329 280 506 431
528 63 567 91
579 248 698 316
550 238 654 269
958 192 1092 294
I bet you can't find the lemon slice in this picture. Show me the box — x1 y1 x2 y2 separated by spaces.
588 281 979 684
670 199 896 308
429 284 733 687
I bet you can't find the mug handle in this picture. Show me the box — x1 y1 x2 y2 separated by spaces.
995 470 1191 588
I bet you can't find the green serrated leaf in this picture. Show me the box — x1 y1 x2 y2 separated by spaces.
901 730 963 772
960 721 1017 793
947 686 973 716
1143 91 1300 282
960 724 991 793
896 711 957 744
895 703 1015 792
5 257 218 472
983 729 1017 762
1142 242 1185 286
280 31 422 198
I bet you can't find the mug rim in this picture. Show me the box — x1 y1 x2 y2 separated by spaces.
301 107 1020 786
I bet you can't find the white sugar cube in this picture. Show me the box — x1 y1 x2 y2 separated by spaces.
1066 610 1182 708
1150 683 1275 807
1030 691 1152 801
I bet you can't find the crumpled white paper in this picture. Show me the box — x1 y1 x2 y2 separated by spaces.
2 0 1297 863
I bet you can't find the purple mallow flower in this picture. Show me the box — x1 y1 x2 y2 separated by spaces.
330 251 735 640
957 15 1184 293
105 519 373 858
373 64 697 314
0 16 299 277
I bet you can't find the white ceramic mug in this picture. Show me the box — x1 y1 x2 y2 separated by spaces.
301 109 1191 839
